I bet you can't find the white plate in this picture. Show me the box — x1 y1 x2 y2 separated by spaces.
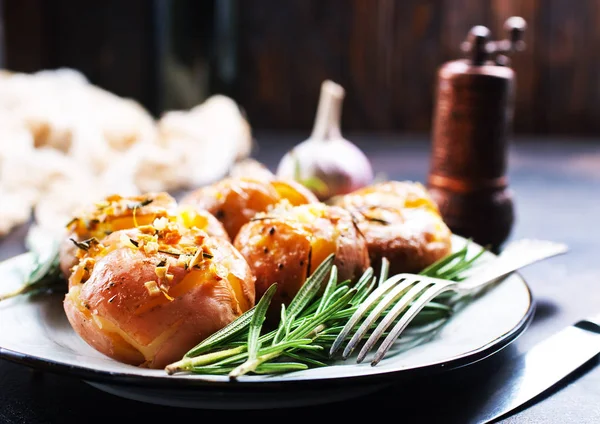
0 236 534 409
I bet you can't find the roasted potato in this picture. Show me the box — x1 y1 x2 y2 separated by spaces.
175 205 230 243
59 192 229 278
59 192 177 278
180 177 318 241
233 202 370 312
63 220 255 368
331 181 452 275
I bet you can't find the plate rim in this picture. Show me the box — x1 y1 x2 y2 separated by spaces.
0 238 536 390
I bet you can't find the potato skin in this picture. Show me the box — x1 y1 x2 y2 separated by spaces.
234 203 370 311
331 181 452 275
63 227 255 369
180 177 318 241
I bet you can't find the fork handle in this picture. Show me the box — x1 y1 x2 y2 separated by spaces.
461 239 568 291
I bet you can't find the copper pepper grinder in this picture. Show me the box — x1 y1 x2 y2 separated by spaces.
427 17 526 251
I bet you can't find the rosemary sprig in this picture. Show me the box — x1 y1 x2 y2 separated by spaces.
0 238 66 302
166 242 486 379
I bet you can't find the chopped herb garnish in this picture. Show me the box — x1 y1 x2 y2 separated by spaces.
127 198 154 210
65 217 79 228
69 237 100 251
158 249 183 257
250 216 276 222
363 216 390 225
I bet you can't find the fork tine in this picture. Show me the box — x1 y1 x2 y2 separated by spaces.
367 239 569 365
356 277 444 363
329 273 410 357
370 281 454 366
341 276 418 359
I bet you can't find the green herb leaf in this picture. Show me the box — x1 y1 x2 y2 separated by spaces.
69 237 99 251
248 283 277 361
286 254 335 318
379 258 390 286
166 242 486 377
185 308 256 357
0 240 65 302
252 362 309 374
282 351 328 367
316 265 338 315
272 254 335 345
127 198 154 210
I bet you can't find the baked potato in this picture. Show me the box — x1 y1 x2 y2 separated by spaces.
63 220 255 368
180 177 318 241
59 192 229 278
175 205 230 243
330 181 452 275
233 202 370 312
59 192 178 278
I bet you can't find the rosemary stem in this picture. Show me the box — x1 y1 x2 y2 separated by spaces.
0 284 37 302
229 350 281 379
165 345 246 375
307 323 327 339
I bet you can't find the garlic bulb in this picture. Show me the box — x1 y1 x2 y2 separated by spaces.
276 80 374 200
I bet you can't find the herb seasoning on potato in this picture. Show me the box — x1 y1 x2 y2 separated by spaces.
63 211 255 369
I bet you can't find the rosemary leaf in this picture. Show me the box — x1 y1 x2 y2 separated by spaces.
248 284 278 361
1 241 65 302
354 267 374 292
272 304 288 344
323 286 351 309
272 255 335 345
185 307 256 357
420 245 468 277
316 264 338 315
286 254 334 318
258 339 313 356
166 345 246 374
350 276 377 306
288 289 357 340
379 258 390 286
166 242 485 377
253 362 309 374
283 351 328 367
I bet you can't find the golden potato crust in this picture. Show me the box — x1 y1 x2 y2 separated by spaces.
331 181 452 275
63 221 255 369
59 192 230 278
175 206 230 243
234 202 370 312
180 177 318 241
59 192 178 278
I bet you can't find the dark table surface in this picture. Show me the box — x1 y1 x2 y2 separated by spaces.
1 134 599 424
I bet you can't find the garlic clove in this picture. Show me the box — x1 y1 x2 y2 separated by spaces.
276 80 374 200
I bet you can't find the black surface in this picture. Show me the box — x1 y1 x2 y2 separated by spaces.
1 134 600 423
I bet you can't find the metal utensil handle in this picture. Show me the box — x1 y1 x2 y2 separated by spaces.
461 240 568 291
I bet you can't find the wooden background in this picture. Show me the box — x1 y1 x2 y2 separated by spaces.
2 0 598 136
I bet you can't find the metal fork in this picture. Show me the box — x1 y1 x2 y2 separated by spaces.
330 239 569 366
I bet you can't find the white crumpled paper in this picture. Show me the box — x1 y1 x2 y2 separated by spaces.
0 68 252 238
